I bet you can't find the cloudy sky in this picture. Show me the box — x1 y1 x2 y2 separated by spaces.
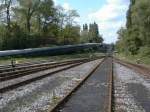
54 0 130 43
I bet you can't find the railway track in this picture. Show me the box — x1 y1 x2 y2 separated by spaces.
113 58 150 112
1 56 149 112
0 58 99 93
50 57 113 112
114 58 150 77
0 58 89 73
0 59 54 70
0 59 90 82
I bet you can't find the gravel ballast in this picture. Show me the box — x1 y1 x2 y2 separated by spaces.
56 58 112 112
114 63 150 112
0 59 102 112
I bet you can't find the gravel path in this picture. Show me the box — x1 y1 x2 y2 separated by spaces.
114 63 150 112
0 59 102 112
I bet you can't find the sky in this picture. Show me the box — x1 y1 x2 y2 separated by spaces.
54 0 130 43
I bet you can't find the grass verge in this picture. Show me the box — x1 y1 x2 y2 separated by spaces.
115 53 150 67
0 52 105 65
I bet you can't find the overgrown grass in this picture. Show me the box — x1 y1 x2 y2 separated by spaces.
115 53 150 67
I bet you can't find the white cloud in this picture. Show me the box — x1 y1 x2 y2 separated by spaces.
100 20 125 31
53 0 57 4
107 0 123 4
87 0 130 43
88 4 126 22
62 3 72 11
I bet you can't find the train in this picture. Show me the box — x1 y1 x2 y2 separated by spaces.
0 43 109 57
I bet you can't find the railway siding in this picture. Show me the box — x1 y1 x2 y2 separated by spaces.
1 57 149 112
0 59 102 112
51 58 112 112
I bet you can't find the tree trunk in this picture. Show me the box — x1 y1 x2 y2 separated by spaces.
27 8 31 33
6 0 11 29
27 17 31 33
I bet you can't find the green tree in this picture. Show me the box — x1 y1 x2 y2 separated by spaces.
63 24 80 44
0 0 97 50
56 5 66 38
80 23 89 43
14 0 41 33
89 22 103 43
0 0 13 29
116 0 150 56
57 9 80 45
39 0 57 35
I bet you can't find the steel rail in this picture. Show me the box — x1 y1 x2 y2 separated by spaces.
0 61 85 82
0 58 89 73
114 58 150 77
0 58 98 93
50 58 108 112
0 59 87 77
107 57 113 112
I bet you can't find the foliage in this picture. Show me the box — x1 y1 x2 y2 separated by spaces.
116 0 150 57
63 25 80 44
80 22 103 43
0 0 103 50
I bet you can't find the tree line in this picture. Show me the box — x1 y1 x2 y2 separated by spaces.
81 23 103 43
0 0 103 50
116 0 150 58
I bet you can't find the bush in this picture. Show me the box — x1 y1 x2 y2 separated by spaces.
138 46 150 57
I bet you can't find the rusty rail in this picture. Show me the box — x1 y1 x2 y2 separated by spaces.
50 58 107 112
114 58 150 78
